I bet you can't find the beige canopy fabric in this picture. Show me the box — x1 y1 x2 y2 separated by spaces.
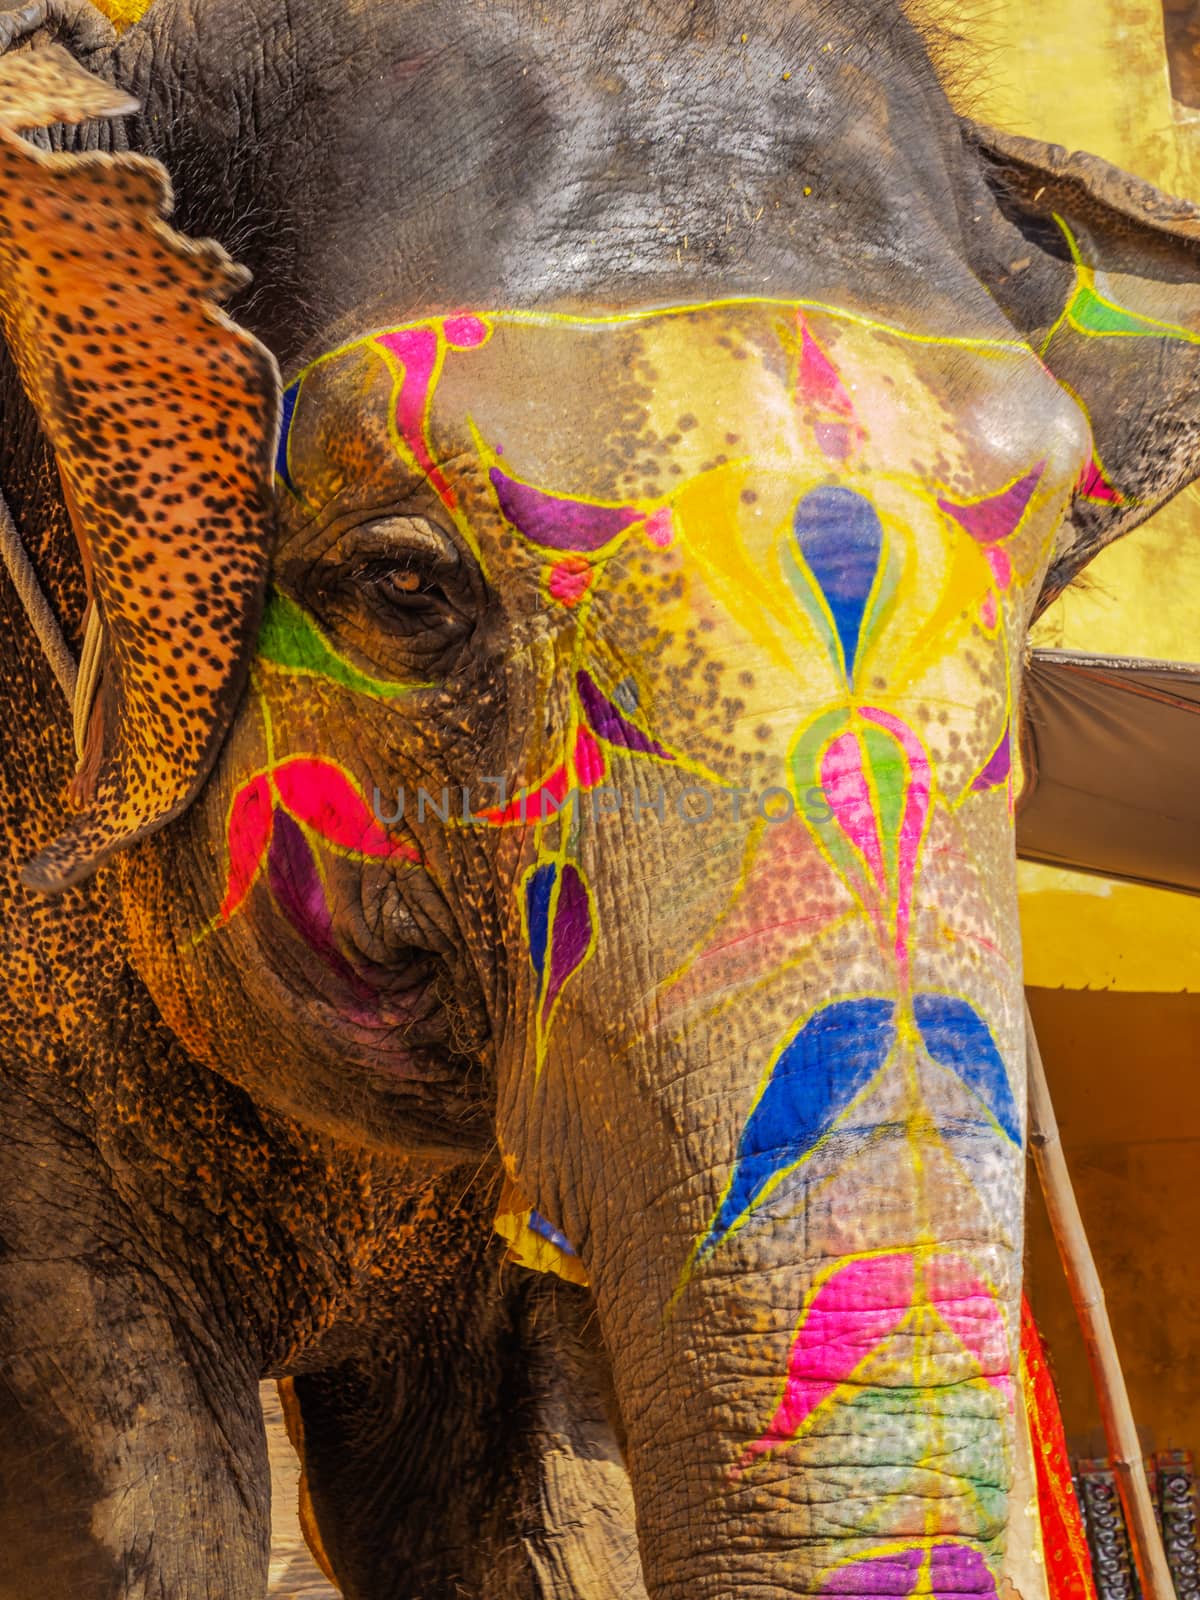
1017 650 1200 896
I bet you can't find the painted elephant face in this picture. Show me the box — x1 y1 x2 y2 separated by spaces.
117 292 1089 1593
125 298 1085 1148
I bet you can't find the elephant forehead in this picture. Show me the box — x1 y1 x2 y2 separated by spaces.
432 302 1087 493
277 298 1090 516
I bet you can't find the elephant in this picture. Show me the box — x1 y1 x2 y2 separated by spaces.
0 0 1197 1596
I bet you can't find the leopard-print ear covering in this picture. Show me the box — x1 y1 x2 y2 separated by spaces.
0 48 281 892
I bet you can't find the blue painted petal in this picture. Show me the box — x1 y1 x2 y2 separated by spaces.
525 864 557 987
275 380 301 492
528 1209 578 1256
792 486 884 678
913 993 1023 1146
698 997 896 1259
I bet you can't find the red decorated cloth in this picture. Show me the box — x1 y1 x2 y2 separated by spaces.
1021 1294 1098 1600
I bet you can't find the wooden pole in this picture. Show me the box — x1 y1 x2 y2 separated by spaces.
1024 998 1175 1600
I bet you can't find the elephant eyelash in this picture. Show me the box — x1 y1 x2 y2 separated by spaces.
352 554 471 619
354 556 448 601
333 555 478 659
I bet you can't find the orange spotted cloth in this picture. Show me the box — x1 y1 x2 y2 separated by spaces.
1021 1295 1098 1600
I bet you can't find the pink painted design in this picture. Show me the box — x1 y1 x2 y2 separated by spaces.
574 725 606 788
217 760 417 930
797 313 857 416
814 420 855 459
483 774 569 825
480 768 571 825
272 758 420 860
925 1256 1013 1403
374 326 443 491
859 709 932 967
979 591 998 629
644 507 674 547
938 463 1043 546
795 312 864 459
373 324 477 510
477 727 606 825
737 1253 915 1470
547 555 593 605
443 314 490 349
821 730 887 895
1076 450 1123 505
984 546 1013 589
220 773 274 922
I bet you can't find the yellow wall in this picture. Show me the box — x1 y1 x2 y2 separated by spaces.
1019 865 1200 991
958 0 1200 673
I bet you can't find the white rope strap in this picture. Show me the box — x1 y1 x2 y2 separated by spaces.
73 600 103 759
0 482 104 770
0 482 78 704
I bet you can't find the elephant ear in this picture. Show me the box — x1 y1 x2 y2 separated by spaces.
0 46 280 892
962 121 1200 616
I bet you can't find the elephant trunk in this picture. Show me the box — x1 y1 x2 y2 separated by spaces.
600 1216 1018 1600
484 307 1057 1590
536 812 1028 1600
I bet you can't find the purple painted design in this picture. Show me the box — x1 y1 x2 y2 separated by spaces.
577 669 675 760
819 1548 924 1598
544 863 593 1019
267 810 368 994
817 1545 996 1600
938 463 1043 546
930 1544 998 1600
490 466 641 552
970 723 1012 793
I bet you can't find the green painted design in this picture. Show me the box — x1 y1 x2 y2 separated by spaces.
1052 215 1200 345
789 708 862 892
863 536 902 655
256 588 425 698
780 540 841 673
1068 282 1200 342
861 721 906 883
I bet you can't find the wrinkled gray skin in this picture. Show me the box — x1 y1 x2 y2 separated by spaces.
0 1 1196 1598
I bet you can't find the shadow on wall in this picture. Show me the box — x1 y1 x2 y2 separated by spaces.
1024 988 1200 1453
1163 0 1200 112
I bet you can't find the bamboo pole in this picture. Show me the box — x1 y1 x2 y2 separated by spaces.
1024 998 1175 1600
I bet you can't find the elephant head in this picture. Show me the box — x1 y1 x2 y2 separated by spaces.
3 4 1199 1596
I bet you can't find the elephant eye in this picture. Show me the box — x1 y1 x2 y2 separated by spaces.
303 514 478 673
357 557 456 628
